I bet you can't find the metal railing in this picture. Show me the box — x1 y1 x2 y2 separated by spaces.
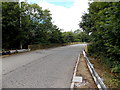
83 50 107 90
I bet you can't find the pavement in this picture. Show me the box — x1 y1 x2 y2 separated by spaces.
2 44 86 88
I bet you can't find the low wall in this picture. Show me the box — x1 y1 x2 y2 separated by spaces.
28 42 82 51
28 44 62 50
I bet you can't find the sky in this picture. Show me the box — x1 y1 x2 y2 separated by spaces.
27 0 89 32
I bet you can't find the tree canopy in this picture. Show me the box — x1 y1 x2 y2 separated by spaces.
79 2 120 75
2 2 63 49
2 2 87 50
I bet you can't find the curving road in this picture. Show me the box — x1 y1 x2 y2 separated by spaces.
2 44 86 88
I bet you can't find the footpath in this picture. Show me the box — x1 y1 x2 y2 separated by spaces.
71 52 97 89
76 53 97 88
71 50 107 89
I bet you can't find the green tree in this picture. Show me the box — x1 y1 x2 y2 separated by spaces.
2 2 65 49
49 25 63 43
62 32 75 43
2 2 21 49
79 2 120 74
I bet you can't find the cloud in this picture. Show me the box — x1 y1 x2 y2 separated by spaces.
38 0 89 32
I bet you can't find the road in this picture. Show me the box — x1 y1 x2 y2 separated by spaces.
2 44 86 88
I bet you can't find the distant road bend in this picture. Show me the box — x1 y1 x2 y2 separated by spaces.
2 44 86 88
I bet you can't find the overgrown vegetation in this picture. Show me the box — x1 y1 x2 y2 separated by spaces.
79 2 120 87
2 2 88 50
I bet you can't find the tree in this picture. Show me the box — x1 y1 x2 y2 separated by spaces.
62 32 75 43
2 2 21 49
79 2 120 74
2 2 65 49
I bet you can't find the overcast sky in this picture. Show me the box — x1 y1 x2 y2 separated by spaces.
28 0 89 32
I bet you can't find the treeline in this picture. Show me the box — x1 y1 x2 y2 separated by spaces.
62 30 89 43
2 2 63 49
79 2 120 79
2 2 88 50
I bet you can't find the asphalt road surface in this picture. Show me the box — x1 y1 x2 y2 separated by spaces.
2 44 86 88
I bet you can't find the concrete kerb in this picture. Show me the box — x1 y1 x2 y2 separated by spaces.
70 53 80 88
17 49 30 53
1 49 30 56
83 50 107 90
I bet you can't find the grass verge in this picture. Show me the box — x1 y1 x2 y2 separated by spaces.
89 56 120 88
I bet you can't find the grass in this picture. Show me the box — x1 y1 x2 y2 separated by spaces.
89 57 120 88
